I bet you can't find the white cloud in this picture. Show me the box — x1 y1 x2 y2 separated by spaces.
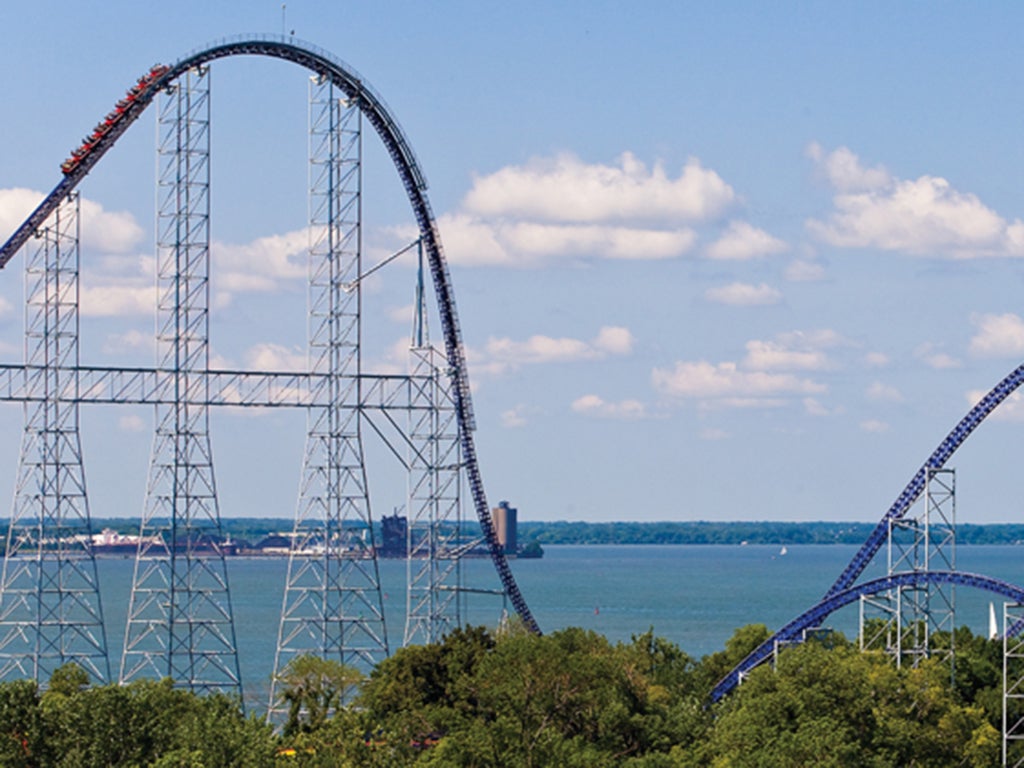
966 389 1024 422
699 427 730 440
744 340 828 371
213 229 307 290
705 220 788 260
422 152 738 267
593 326 634 355
803 398 830 416
464 152 735 223
706 282 782 307
102 329 151 355
806 143 891 193
806 146 1024 257
80 284 159 317
652 329 845 409
651 360 825 402
434 213 697 266
915 342 961 370
389 303 415 324
743 330 843 372
243 343 307 370
968 313 1024 358
0 188 143 255
473 326 634 376
864 352 890 368
860 419 891 433
118 414 147 432
501 405 536 428
571 394 646 420
784 259 826 282
506 221 697 261
866 381 903 402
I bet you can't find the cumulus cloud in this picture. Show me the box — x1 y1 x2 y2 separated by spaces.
967 389 1024 422
213 229 307 292
472 325 634 377
744 340 828 371
80 284 158 317
806 145 1024 257
464 152 735 223
501 405 539 428
102 329 152 355
860 419 891 433
243 343 307 370
705 282 782 307
866 381 903 402
915 342 961 370
651 360 825 404
806 143 890 193
0 188 143 255
424 152 738 267
118 414 147 432
968 313 1024 358
651 329 846 409
705 220 788 260
433 215 697 267
784 259 826 282
803 398 831 416
864 352 890 368
571 394 647 420
743 329 844 372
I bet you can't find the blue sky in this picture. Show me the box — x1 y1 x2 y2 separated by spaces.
2 2 1024 524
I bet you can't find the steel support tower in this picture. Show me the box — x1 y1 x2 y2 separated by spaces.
404 245 466 646
860 467 956 668
1004 603 1024 766
271 77 387 713
0 193 110 684
121 67 242 696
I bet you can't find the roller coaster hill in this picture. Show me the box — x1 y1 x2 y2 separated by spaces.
2 38 1024 745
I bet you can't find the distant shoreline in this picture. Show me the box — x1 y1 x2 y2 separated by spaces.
3 518 1022 551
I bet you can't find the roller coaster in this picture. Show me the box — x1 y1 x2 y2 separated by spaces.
0 37 537 707
2 37 1024 735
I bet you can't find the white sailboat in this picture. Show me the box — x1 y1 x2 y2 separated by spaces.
989 602 999 640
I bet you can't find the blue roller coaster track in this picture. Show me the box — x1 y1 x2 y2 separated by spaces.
0 35 540 635
712 361 1024 701
7 36 1021 697
710 570 1024 702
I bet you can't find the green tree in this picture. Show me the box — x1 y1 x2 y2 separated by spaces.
275 655 363 737
0 679 42 768
694 638 998 767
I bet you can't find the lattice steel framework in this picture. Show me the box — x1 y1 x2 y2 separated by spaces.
404 246 466 646
0 39 543 702
271 78 387 714
860 467 956 668
0 193 110 684
121 67 242 696
1005 603 1024 766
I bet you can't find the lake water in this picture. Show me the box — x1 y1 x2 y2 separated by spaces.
90 544 1024 710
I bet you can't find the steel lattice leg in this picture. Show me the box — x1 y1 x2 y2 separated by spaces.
270 77 387 717
121 67 241 696
0 193 110 685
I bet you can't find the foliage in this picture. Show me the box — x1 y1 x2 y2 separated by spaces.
275 655 363 737
0 667 278 768
0 624 1011 766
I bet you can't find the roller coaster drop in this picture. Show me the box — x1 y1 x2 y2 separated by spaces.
3 36 1024 727
0 37 538 705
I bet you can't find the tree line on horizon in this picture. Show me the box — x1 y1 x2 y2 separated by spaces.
0 621 1013 766
3 518 1024 554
